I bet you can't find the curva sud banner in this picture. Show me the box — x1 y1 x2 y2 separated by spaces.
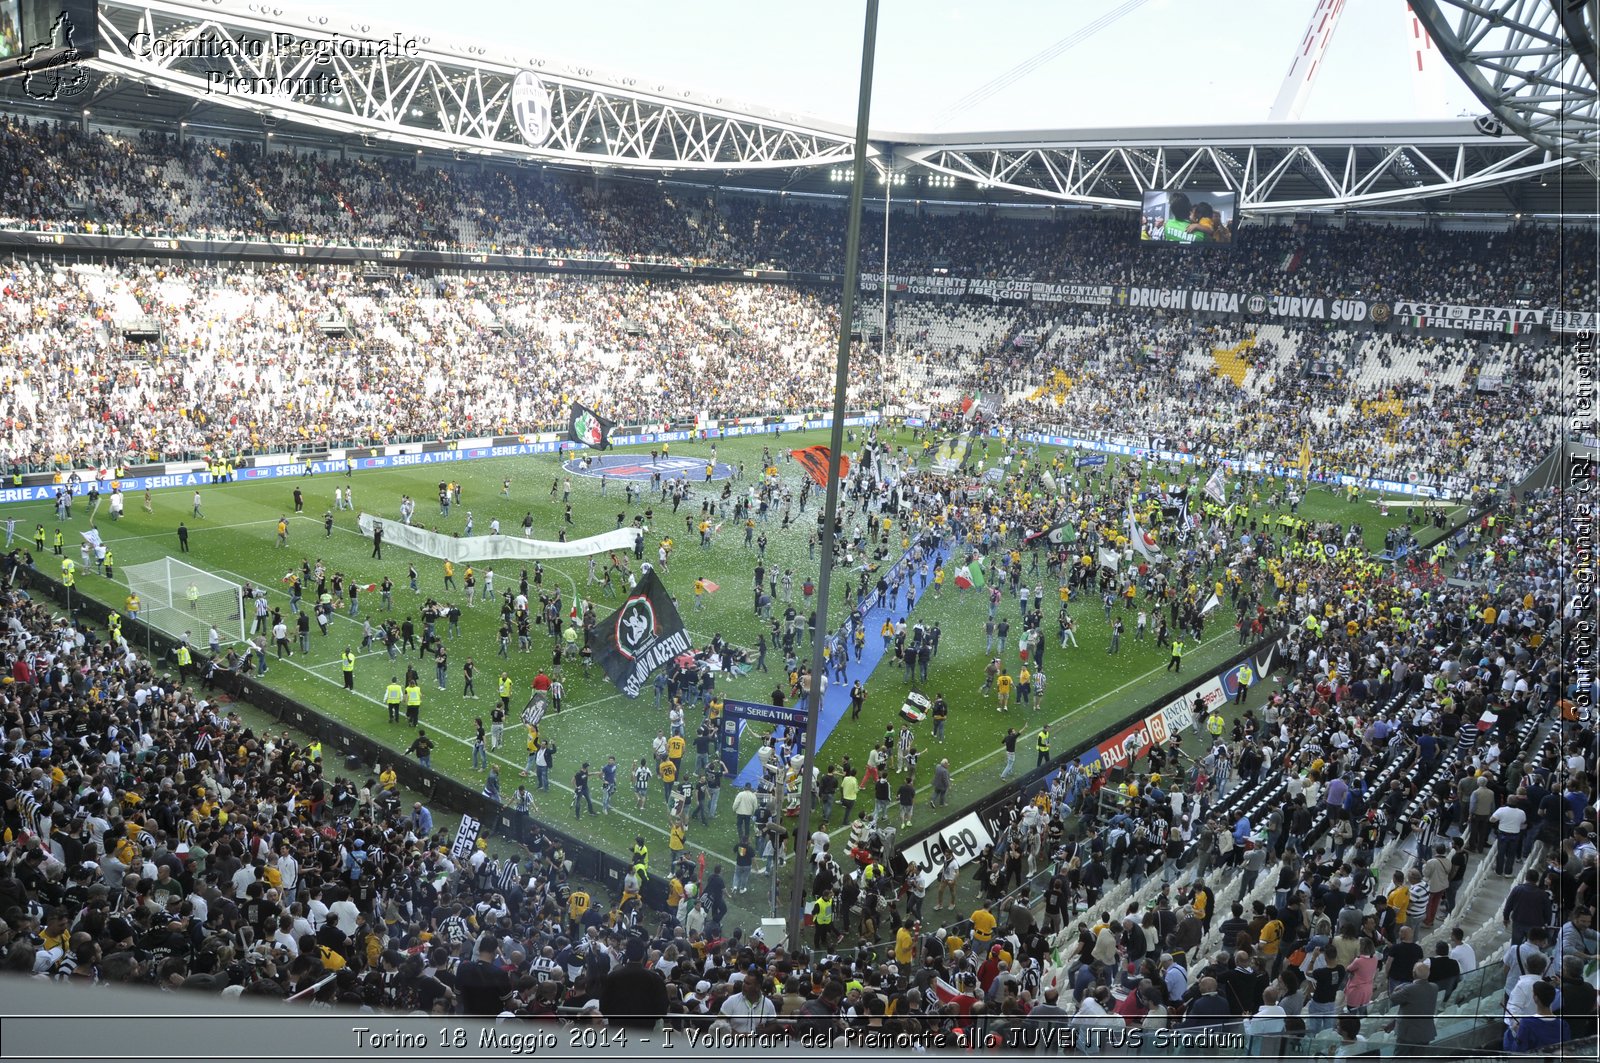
589 569 691 699
861 272 1593 334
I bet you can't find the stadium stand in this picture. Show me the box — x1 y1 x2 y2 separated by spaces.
0 259 1572 498
2 119 1597 301
0 111 1593 1050
2 459 1593 1042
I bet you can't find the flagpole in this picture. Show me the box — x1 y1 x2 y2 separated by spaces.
786 0 879 953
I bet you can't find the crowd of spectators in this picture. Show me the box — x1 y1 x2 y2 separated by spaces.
0 115 1587 493
0 263 874 472
2 117 1595 307
0 257 1573 493
986 312 1569 495
0 110 1593 1049
830 461 1595 1052
1 440 1593 1049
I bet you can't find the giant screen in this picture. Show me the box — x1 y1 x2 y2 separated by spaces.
1140 188 1236 246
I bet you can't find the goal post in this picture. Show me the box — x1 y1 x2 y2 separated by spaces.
123 557 247 649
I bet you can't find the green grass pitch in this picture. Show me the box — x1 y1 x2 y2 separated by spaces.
23 428 1441 893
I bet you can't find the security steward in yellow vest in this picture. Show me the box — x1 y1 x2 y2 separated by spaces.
404 681 423 726
1036 726 1051 768
341 648 356 690
385 678 404 723
1234 664 1253 705
812 890 836 949
1167 639 1184 673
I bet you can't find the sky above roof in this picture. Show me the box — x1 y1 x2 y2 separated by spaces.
358 0 1484 132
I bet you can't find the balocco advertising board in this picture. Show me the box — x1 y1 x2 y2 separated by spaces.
1076 675 1228 776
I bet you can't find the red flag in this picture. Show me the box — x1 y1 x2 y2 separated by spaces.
790 445 849 488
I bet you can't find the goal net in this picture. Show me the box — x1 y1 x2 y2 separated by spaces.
123 557 246 648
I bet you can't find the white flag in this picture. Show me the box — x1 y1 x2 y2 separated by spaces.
1201 592 1221 615
1097 547 1121 570
1205 467 1227 504
1128 501 1161 561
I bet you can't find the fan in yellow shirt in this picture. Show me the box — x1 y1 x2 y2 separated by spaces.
969 906 997 943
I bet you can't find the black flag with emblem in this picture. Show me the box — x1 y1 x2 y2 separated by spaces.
567 403 614 451
588 568 691 698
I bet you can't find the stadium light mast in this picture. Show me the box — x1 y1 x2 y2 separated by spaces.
786 0 879 951
1269 0 1348 121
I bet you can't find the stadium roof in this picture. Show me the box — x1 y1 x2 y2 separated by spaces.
4 0 1593 216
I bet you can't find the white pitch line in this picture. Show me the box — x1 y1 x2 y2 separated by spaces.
65 516 287 544
197 563 737 864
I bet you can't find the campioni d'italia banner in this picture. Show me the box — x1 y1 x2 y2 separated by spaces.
356 513 639 564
